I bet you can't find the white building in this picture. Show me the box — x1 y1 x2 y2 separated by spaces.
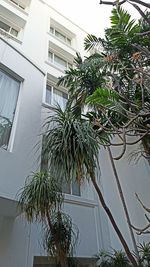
0 1 149 267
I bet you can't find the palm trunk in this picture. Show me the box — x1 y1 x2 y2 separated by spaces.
90 172 138 267
107 147 139 261
46 210 69 267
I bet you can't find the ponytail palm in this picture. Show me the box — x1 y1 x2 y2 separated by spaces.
19 172 74 267
44 105 138 267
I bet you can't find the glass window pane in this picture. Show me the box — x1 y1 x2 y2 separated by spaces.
66 38 71 45
62 181 71 194
54 55 67 70
0 70 20 149
46 85 52 105
50 27 54 34
10 28 18 37
0 21 10 32
53 88 68 109
55 30 66 42
48 51 53 62
72 180 80 196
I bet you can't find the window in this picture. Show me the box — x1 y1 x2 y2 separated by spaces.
50 26 72 46
41 137 81 197
46 84 68 109
0 20 19 37
10 0 25 9
48 50 72 71
0 70 20 149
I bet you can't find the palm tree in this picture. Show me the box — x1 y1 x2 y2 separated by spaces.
58 8 149 260
43 104 138 267
19 171 76 267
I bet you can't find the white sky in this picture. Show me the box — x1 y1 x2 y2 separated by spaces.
46 0 148 36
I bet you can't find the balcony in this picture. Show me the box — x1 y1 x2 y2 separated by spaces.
1 0 29 22
48 18 77 57
0 1 28 43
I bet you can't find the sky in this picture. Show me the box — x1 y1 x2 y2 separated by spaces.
45 0 148 36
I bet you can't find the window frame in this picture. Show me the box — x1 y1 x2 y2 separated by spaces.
9 0 26 10
44 83 68 109
50 26 72 46
41 136 81 197
0 65 22 152
48 50 72 71
0 18 20 38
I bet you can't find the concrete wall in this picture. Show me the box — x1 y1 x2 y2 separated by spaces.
0 1 150 267
99 143 150 251
0 2 110 263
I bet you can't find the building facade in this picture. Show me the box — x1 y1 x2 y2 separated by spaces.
0 1 149 267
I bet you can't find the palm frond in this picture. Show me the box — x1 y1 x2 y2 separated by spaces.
19 172 63 222
44 105 99 183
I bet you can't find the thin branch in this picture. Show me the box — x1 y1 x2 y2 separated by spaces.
136 31 150 36
113 128 127 160
99 0 127 6
100 0 150 8
131 223 150 235
136 193 150 213
128 1 150 24
129 0 150 8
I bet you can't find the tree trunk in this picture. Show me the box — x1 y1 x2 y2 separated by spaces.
46 210 69 267
107 147 139 261
90 172 138 267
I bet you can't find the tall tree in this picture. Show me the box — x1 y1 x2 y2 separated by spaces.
43 105 138 267
56 6 150 265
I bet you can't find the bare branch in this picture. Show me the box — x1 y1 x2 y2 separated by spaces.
99 0 127 6
100 0 150 8
129 0 150 8
136 193 150 213
131 223 150 235
128 1 150 24
136 31 150 37
113 128 127 160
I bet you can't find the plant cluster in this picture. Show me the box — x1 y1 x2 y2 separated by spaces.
96 243 150 267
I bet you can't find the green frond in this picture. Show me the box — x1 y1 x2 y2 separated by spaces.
84 34 106 52
19 172 63 222
86 88 119 107
44 105 99 183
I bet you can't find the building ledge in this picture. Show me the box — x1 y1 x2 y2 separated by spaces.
64 194 98 208
0 196 20 218
0 28 22 44
0 36 46 75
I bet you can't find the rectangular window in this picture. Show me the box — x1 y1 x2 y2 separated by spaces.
41 137 81 197
45 84 68 110
54 54 67 70
0 20 19 37
10 0 25 9
55 30 66 43
0 70 20 149
49 26 72 46
48 50 72 71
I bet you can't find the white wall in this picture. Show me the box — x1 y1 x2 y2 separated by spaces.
99 143 150 251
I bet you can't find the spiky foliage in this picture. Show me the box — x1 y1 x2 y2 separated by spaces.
19 172 63 222
44 104 99 183
43 104 138 267
138 242 150 267
19 172 78 267
96 250 130 267
59 7 150 159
